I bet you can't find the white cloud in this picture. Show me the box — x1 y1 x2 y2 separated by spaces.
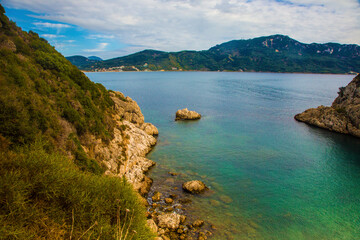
41 34 65 39
86 34 115 39
84 42 109 52
3 0 360 56
33 22 71 28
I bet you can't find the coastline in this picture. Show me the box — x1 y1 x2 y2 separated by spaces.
94 91 214 239
84 71 360 240
82 70 358 75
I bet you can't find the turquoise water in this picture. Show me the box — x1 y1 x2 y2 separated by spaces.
87 72 360 240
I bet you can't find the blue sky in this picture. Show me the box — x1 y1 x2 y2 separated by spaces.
2 0 360 59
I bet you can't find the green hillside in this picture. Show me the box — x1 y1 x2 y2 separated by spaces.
0 5 153 239
69 35 360 74
66 55 102 69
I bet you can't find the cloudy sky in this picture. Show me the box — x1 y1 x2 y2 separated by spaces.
2 0 360 59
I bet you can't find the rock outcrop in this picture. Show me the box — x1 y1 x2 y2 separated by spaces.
175 108 201 121
182 180 207 194
295 74 360 138
83 91 158 195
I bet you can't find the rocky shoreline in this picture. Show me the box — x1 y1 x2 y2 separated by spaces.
295 74 360 138
146 170 216 240
87 91 213 239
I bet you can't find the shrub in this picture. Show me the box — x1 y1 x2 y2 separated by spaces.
0 142 154 239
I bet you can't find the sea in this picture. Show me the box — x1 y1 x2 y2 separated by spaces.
86 72 360 240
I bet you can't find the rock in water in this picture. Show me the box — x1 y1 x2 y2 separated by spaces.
157 212 181 229
182 180 207 194
295 74 360 138
175 108 201 121
152 192 162 202
192 220 205 228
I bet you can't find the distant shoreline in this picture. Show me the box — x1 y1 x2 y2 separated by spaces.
82 70 358 75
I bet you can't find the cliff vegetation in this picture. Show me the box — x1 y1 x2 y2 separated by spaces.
0 4 154 239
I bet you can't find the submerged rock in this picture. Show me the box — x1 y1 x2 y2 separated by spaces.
165 198 173 204
193 219 205 228
175 108 201 121
219 195 233 204
182 180 207 194
295 74 360 138
152 192 162 202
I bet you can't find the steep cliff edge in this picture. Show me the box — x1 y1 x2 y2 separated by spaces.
295 74 360 137
87 91 158 196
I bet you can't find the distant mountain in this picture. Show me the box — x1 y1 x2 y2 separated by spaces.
66 55 102 69
88 56 102 61
69 35 360 74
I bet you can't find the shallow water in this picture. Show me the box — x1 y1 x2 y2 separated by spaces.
87 72 360 240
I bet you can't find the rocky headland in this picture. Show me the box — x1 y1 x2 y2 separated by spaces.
175 108 201 121
295 74 360 137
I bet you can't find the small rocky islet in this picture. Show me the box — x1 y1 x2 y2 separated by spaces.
175 108 201 121
183 180 208 194
295 74 360 138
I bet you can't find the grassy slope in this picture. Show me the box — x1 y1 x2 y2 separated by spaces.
0 5 153 239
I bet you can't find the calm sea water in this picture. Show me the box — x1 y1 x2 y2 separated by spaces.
86 72 360 240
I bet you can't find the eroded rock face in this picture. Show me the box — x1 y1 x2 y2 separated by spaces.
295 74 360 138
110 92 145 125
141 122 159 136
83 91 158 196
175 108 201 121
182 180 207 194
157 212 181 229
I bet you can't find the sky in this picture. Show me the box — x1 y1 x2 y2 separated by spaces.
2 0 360 59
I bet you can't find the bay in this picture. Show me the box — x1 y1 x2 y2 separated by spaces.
86 72 360 240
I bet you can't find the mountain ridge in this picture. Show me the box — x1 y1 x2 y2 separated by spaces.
67 34 360 74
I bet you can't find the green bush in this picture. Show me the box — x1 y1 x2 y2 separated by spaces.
0 142 154 240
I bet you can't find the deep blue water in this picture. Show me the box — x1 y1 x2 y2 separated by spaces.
86 72 360 240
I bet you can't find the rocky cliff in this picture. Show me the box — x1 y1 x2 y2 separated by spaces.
295 74 360 137
84 91 158 196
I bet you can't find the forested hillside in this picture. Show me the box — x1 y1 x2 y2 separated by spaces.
68 35 360 74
